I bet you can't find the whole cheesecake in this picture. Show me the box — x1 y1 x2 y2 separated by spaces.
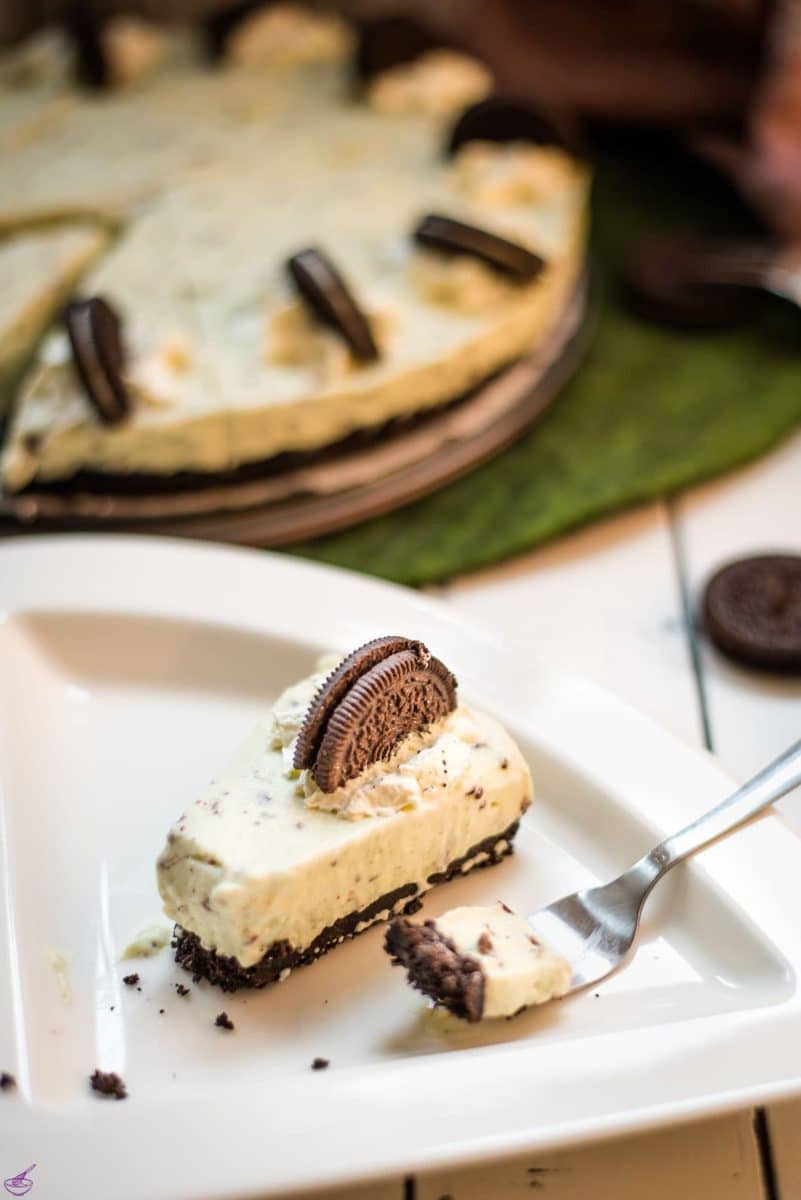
0 5 588 493
156 638 533 990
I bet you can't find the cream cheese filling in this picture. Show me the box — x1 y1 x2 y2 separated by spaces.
2 124 588 489
434 902 572 1017
157 664 532 967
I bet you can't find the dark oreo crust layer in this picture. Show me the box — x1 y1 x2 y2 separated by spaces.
385 918 485 1022
173 818 520 991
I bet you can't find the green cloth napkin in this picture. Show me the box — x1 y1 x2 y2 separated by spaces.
289 141 801 586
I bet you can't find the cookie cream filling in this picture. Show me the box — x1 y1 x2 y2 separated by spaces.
157 662 532 967
433 902 572 1017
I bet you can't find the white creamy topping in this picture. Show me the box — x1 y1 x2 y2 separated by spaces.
226 4 354 68
409 250 515 313
157 662 532 966
366 50 492 117
453 142 581 207
102 17 169 89
435 902 572 1017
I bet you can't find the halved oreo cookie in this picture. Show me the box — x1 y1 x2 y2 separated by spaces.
287 248 379 362
414 214 544 283
314 646 458 792
703 555 801 673
355 15 442 83
622 234 758 331
294 636 417 771
63 297 129 424
447 96 581 158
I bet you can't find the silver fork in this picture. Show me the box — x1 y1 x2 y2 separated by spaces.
527 739 801 995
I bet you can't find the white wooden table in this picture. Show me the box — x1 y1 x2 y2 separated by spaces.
290 428 801 1200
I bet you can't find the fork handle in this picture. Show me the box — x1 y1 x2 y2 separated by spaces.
641 738 801 882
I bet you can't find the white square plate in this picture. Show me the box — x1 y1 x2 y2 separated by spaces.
1 536 800 1200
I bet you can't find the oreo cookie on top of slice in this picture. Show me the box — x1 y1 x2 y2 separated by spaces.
414 214 544 283
447 95 583 159
287 248 379 363
294 636 458 792
63 296 130 424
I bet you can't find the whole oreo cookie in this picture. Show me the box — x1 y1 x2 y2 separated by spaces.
622 234 758 331
447 95 581 158
702 555 801 673
414 214 544 282
314 647 458 792
63 296 129 424
355 15 442 83
287 248 379 362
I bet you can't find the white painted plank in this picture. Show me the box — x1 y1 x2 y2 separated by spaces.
767 1101 801 1199
673 428 801 1198
443 503 702 746
673 428 801 801
417 1111 765 1200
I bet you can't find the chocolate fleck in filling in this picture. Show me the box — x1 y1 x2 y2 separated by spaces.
287 248 379 363
385 919 485 1022
89 1069 127 1099
172 819 519 991
415 214 544 283
0 1072 16 1091
63 296 129 424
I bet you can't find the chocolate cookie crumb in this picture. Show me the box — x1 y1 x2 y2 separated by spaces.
0 1072 16 1091
159 1008 165 1015
385 919 485 1022
122 973 139 986
90 1069 127 1099
175 983 190 997
215 1011 235 1030
311 1057 330 1070
477 931 493 954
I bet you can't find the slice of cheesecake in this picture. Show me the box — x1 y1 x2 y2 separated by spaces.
386 901 572 1021
157 638 532 990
